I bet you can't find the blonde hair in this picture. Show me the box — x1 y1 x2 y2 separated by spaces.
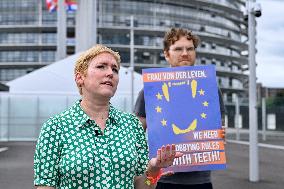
74 44 121 95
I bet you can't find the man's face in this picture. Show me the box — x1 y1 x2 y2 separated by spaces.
164 36 196 67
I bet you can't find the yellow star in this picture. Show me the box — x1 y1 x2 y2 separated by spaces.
156 92 163 100
203 101 209 107
161 119 167 126
155 106 162 113
201 113 207 119
198 89 205 95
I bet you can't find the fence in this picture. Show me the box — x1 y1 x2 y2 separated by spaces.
225 97 284 131
0 92 135 141
1 93 284 141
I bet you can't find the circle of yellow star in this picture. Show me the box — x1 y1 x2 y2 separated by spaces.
155 106 162 113
161 119 167 126
201 113 207 119
203 101 209 107
198 89 205 95
156 92 163 100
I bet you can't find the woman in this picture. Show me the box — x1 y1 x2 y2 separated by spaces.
34 44 181 189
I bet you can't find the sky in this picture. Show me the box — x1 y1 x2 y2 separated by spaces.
256 0 284 88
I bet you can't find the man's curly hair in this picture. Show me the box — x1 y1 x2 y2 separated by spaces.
163 28 200 52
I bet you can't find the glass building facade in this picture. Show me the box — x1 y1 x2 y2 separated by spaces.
0 0 248 102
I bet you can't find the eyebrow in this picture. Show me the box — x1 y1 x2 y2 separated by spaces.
98 62 118 68
174 46 195 48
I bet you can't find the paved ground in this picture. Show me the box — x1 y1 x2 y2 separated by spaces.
212 142 284 189
0 142 35 189
1 136 284 189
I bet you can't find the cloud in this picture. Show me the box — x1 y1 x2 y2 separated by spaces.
256 56 284 87
257 41 284 57
255 0 284 87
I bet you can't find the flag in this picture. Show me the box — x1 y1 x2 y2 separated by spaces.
46 0 57 12
45 0 77 12
66 0 77 11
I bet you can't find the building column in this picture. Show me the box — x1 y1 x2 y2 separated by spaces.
75 0 97 53
57 0 67 60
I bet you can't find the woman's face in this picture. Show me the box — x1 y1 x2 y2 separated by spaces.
78 52 119 99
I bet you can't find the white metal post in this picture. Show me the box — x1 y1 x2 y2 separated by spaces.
235 95 240 140
248 0 259 182
262 97 266 141
38 0 42 63
130 16 135 111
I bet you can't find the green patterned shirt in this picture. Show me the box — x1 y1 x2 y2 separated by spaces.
34 100 148 189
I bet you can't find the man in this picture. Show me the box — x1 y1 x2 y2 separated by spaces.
134 28 226 189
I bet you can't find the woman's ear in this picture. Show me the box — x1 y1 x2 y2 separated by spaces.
75 72 84 86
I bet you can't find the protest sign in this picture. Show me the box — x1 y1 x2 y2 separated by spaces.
143 65 226 172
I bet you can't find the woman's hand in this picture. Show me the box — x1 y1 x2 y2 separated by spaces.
36 186 55 189
147 144 183 177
